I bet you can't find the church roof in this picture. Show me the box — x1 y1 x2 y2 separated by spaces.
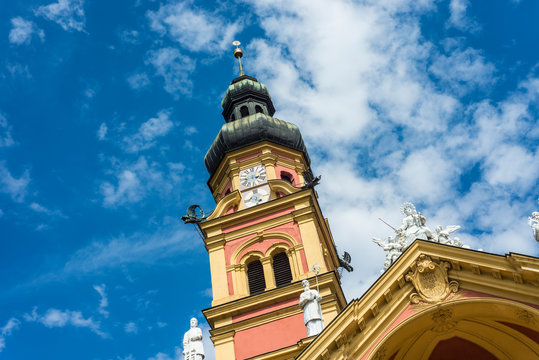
204 113 311 176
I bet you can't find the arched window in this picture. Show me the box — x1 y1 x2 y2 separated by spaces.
240 106 249 118
280 171 294 185
255 105 263 114
247 260 265 295
272 252 292 287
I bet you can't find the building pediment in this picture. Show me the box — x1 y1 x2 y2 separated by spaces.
296 240 539 360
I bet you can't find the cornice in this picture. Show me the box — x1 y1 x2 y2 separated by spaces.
200 189 315 240
208 141 309 193
203 271 346 328
245 336 314 360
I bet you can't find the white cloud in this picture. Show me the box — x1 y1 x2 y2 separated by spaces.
9 17 44 45
24 307 106 338
98 122 108 140
146 48 195 97
93 284 109 318
0 318 21 353
117 356 135 360
0 162 30 203
147 1 242 53
6 63 31 79
241 0 539 298
148 353 174 360
123 110 175 153
447 0 481 33
57 223 196 276
35 0 86 32
29 202 66 220
100 166 143 206
127 73 150 90
483 145 539 190
429 47 496 94
118 29 140 44
124 321 138 334
0 113 15 147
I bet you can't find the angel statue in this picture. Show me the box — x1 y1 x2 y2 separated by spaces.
434 225 461 244
529 211 539 242
372 235 406 269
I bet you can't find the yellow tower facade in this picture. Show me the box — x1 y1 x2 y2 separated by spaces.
195 69 347 359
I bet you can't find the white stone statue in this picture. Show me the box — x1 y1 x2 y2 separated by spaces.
299 279 324 337
529 211 539 242
182 318 205 360
372 235 406 269
397 202 433 246
373 202 466 270
433 225 461 244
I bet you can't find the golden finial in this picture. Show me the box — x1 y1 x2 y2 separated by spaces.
232 40 244 76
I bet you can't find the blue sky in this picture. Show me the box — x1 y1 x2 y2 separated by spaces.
1 0 538 359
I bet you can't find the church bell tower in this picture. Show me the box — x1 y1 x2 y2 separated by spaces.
195 44 347 360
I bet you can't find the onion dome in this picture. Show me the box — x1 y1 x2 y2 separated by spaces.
221 75 276 122
204 43 311 178
204 112 311 176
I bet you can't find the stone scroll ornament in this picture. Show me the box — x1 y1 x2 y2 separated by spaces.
373 202 466 271
405 255 459 304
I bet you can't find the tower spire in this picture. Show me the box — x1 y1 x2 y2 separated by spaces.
232 40 245 76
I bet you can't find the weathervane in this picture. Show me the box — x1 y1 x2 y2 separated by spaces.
232 40 245 76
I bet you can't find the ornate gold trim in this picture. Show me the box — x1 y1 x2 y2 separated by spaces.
405 255 459 304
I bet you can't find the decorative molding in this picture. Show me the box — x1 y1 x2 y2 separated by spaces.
516 309 536 325
405 255 459 304
383 289 392 303
320 349 330 360
371 346 386 360
431 308 457 333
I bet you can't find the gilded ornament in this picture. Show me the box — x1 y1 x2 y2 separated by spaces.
516 309 536 325
431 308 456 333
372 346 386 360
405 255 459 304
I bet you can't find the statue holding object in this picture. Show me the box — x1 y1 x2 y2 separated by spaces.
373 202 465 271
183 318 205 360
299 279 324 337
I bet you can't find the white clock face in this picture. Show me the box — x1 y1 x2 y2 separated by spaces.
239 165 267 189
243 186 270 208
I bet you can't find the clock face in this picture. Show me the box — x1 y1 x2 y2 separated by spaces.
243 186 270 208
239 165 267 189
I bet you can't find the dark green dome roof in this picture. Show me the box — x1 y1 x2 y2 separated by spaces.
221 75 275 121
204 113 311 176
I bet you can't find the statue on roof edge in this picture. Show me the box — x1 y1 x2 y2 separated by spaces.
373 202 465 271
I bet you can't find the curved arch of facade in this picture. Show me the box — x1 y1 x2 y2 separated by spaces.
232 231 298 267
266 242 292 258
239 251 265 266
367 298 539 360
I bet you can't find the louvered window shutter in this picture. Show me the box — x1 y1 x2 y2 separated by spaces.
273 252 293 287
247 260 266 295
